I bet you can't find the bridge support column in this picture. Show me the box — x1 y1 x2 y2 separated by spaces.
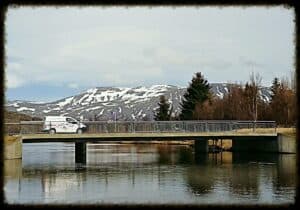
75 142 86 164
194 140 208 153
194 139 208 164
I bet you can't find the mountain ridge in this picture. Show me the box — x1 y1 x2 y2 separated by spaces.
6 83 272 121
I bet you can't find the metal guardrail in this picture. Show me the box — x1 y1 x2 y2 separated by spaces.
4 120 277 135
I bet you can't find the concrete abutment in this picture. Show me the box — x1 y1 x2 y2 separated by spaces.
4 136 22 160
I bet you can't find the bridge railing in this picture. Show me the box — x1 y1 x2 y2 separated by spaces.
4 120 277 135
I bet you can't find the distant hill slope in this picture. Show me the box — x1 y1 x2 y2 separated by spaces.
4 110 42 123
5 83 272 121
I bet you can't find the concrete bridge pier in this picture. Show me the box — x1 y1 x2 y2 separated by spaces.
194 139 209 164
75 142 87 164
194 139 209 153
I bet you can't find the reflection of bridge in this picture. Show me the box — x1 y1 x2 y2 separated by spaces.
5 120 282 164
5 151 296 203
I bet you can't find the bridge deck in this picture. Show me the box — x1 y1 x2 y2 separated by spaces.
21 132 277 143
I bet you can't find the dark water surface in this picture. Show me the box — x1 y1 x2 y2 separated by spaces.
4 143 296 204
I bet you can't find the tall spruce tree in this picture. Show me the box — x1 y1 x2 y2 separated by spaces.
271 77 280 100
270 77 281 123
154 95 173 121
179 72 210 120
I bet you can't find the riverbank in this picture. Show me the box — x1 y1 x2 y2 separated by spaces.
236 127 295 135
277 127 296 137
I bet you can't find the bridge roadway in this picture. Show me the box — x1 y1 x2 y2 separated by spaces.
21 132 277 143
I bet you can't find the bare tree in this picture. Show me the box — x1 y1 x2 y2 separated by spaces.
249 71 262 122
290 69 296 92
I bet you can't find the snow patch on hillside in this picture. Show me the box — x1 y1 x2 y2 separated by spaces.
57 97 74 107
17 107 35 112
99 109 104 115
86 106 102 112
9 102 20 107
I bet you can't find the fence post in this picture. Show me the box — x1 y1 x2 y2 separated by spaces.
252 121 256 133
19 122 22 135
133 121 135 133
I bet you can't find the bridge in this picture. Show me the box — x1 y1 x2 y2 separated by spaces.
21 132 277 143
5 120 292 165
6 120 277 135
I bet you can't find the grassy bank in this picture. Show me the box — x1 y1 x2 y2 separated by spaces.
236 127 295 135
276 127 296 137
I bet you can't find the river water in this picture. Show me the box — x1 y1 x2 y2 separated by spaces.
4 142 296 205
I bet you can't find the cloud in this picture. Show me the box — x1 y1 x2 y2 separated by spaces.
5 6 294 94
5 25 164 87
68 83 79 89
239 56 265 68
5 59 25 88
5 72 24 88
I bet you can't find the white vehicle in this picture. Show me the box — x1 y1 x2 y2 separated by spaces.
43 116 87 134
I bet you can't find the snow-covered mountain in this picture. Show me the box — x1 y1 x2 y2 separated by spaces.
5 84 272 121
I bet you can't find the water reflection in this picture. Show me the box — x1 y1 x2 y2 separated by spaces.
186 166 215 195
4 143 296 204
276 155 297 188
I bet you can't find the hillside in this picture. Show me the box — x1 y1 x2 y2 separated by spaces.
4 110 42 123
5 83 272 121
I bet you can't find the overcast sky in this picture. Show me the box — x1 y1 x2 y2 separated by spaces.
5 6 295 102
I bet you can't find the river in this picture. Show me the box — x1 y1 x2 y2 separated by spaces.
4 142 296 205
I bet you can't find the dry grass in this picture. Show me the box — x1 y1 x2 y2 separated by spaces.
277 128 296 137
236 127 295 135
208 139 232 150
236 128 275 134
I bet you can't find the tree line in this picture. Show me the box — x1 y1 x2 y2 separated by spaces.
154 72 296 127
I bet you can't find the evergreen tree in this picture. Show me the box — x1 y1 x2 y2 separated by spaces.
243 82 255 120
270 77 281 123
179 72 210 120
271 77 280 100
269 77 295 126
154 95 173 121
